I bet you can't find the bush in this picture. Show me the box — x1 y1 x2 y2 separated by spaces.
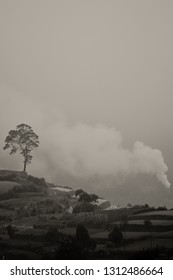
59 197 70 209
157 206 167 211
75 190 99 203
45 226 65 243
6 224 15 239
76 224 96 250
0 214 13 222
76 224 90 247
73 202 96 214
90 194 99 202
55 236 85 260
26 175 47 187
144 219 152 229
75 189 85 197
79 192 92 203
108 225 123 244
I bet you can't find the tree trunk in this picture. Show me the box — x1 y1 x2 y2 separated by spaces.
23 160 27 172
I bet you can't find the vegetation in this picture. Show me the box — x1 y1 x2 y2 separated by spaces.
6 225 15 239
0 182 48 201
144 219 153 248
75 189 98 203
0 170 173 260
73 202 96 213
3 124 39 172
76 224 91 248
108 225 123 244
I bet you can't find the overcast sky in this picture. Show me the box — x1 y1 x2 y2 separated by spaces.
0 0 173 207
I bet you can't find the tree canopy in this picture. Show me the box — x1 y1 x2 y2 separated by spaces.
75 189 99 203
3 123 39 172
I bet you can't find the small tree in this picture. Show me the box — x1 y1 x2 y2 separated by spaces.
79 192 92 203
120 214 128 244
76 224 91 248
90 194 99 202
6 224 15 239
108 225 123 244
3 123 39 172
75 189 85 197
144 219 152 248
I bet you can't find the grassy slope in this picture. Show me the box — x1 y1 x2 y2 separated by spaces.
0 181 19 193
0 170 79 228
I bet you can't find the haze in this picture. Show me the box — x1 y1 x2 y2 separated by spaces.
0 0 173 207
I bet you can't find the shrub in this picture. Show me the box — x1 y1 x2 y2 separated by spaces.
90 194 99 202
56 236 85 260
0 214 13 222
59 197 70 209
73 202 96 214
108 225 123 244
45 226 65 243
78 192 92 203
76 224 90 247
144 219 152 229
6 224 15 239
75 189 84 197
157 206 167 211
76 224 96 250
38 215 47 222
26 175 47 187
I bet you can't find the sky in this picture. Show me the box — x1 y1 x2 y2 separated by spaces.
0 0 173 207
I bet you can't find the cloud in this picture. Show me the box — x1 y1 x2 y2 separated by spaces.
0 86 170 189
37 122 170 188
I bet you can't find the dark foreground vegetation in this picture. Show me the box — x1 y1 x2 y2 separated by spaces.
0 170 173 260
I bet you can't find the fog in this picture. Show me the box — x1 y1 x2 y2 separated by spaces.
38 122 170 188
0 87 170 191
0 0 173 206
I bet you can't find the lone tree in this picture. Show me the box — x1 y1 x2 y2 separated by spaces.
3 123 39 172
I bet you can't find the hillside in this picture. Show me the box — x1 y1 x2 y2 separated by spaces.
0 170 79 223
0 169 173 260
0 170 111 223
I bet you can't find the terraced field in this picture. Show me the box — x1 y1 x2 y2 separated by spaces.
128 220 173 225
137 210 173 216
120 237 173 251
0 181 19 193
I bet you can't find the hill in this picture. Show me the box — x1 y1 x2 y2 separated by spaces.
0 170 79 223
0 169 173 260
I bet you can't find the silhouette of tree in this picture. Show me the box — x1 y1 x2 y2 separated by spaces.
144 219 152 248
108 225 123 244
90 194 99 202
6 224 15 239
79 192 92 203
75 189 84 197
3 124 39 172
76 224 91 248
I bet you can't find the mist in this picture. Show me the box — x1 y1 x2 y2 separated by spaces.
36 122 170 189
0 87 170 191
